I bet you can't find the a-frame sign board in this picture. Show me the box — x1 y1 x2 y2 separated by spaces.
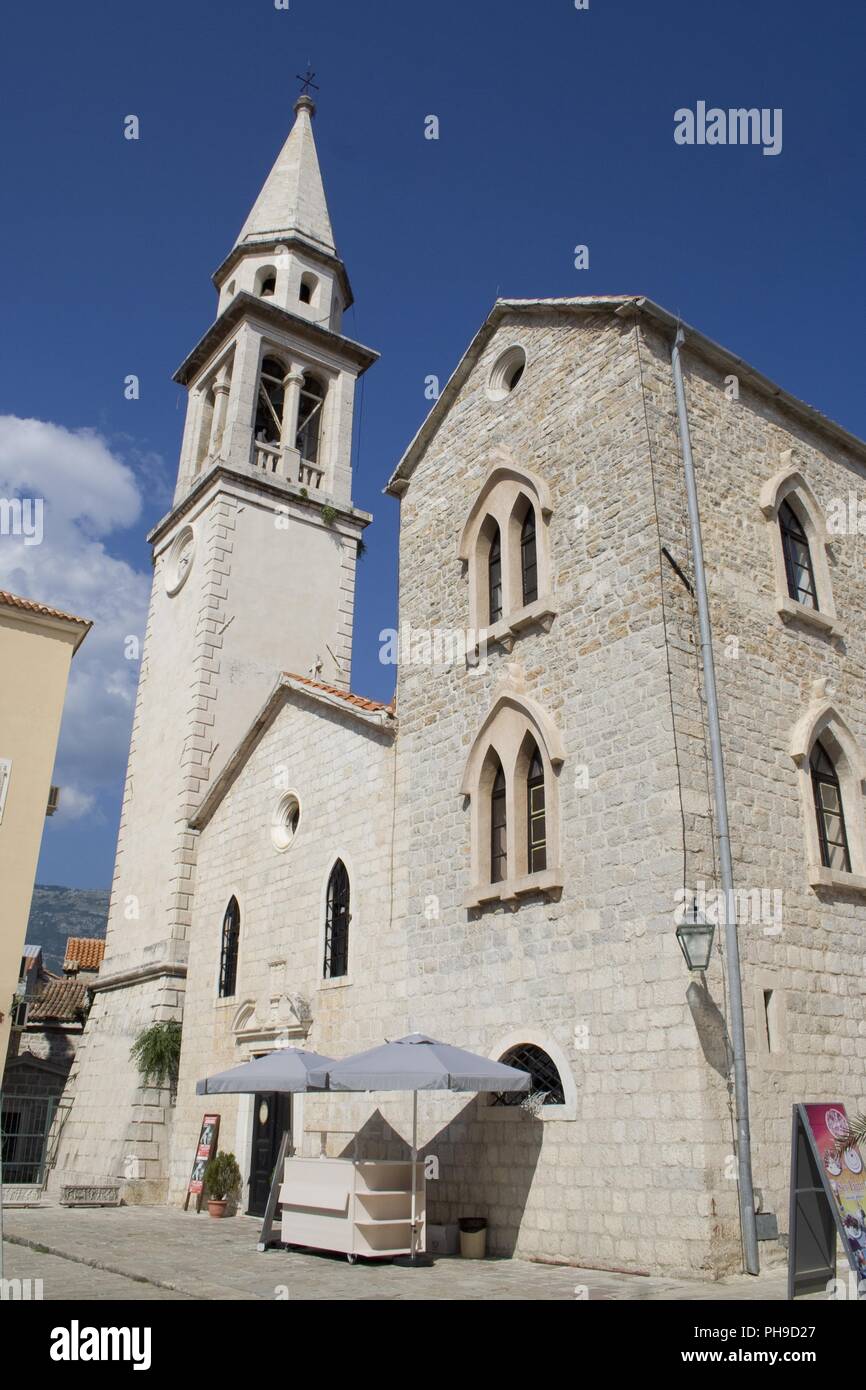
788 1102 866 1299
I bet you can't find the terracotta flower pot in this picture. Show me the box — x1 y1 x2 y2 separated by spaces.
207 1199 228 1218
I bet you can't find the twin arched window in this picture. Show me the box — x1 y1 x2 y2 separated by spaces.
458 462 553 636
324 859 350 978
254 356 326 464
485 739 547 889
219 896 240 997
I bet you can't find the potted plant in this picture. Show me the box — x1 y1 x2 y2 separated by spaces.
203 1151 241 1218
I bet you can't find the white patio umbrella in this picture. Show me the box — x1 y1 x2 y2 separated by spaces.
195 1047 337 1249
196 1047 335 1095
308 1033 531 1264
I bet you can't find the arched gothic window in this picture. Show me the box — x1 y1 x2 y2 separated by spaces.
491 761 507 884
296 375 325 464
520 506 538 606
493 1043 565 1107
488 525 503 626
218 896 240 998
323 859 350 978
780 499 818 610
527 743 546 873
255 357 286 446
810 740 851 872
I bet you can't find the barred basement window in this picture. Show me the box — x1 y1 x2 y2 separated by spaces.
811 740 851 872
323 859 350 979
520 505 538 606
493 1043 564 1107
780 500 818 610
491 761 507 884
488 525 503 625
218 896 240 998
527 743 546 873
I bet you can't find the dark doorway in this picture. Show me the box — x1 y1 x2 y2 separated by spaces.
247 1092 291 1217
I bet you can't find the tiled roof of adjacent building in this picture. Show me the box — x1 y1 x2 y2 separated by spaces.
0 588 90 627
282 671 394 713
63 937 106 972
27 979 89 1023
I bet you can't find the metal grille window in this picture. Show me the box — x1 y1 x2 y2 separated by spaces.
0 1095 58 1184
323 859 350 979
295 375 325 464
254 357 286 445
218 896 240 998
521 507 538 606
491 762 507 884
780 500 818 609
488 526 503 625
492 1043 565 1107
811 740 851 872
527 745 546 873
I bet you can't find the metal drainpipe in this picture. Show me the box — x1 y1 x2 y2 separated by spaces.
670 326 760 1276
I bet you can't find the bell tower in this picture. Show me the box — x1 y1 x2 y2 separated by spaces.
53 94 377 1201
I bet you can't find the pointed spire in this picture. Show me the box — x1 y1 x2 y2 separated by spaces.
235 93 336 257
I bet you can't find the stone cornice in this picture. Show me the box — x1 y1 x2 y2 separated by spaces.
89 960 188 994
147 463 372 550
173 291 377 386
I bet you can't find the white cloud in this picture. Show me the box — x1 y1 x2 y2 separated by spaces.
0 416 154 804
53 785 98 821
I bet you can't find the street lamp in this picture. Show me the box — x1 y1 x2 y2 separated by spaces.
676 901 715 972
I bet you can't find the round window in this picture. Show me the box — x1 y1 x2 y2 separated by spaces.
165 525 195 596
487 345 527 402
271 792 301 852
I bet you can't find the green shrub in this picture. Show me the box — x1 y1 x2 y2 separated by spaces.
204 1150 241 1201
129 1021 182 1088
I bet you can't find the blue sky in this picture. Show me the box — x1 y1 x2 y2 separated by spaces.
1 0 863 888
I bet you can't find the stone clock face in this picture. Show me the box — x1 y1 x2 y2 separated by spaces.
165 526 195 596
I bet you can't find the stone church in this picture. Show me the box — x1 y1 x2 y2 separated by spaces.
53 94 866 1279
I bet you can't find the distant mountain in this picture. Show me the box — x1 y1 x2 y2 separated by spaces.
26 885 110 974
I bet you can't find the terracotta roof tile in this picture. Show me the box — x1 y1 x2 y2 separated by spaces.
27 979 89 1022
0 588 90 627
63 937 106 972
283 671 394 714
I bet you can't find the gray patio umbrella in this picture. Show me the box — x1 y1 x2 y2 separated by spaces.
196 1047 335 1094
308 1033 530 1263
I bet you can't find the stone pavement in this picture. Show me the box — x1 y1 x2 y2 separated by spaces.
0 1203 800 1302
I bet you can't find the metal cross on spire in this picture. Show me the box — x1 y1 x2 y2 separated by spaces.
296 67 319 97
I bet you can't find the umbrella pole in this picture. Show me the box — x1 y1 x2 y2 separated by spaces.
410 1090 418 1262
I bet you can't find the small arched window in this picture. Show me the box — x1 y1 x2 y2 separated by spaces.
780 500 818 610
527 743 546 873
488 525 503 625
218 896 240 998
299 274 317 305
260 274 276 297
296 375 325 464
255 357 286 446
520 506 538 606
491 761 507 884
810 740 851 872
324 859 350 979
493 1043 564 1107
